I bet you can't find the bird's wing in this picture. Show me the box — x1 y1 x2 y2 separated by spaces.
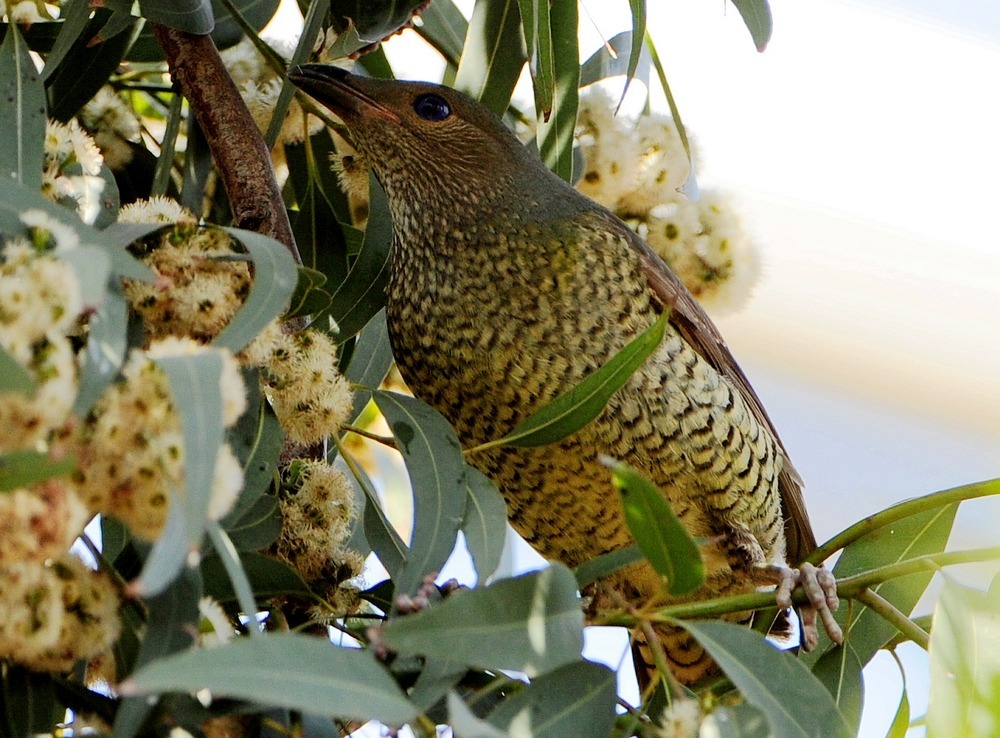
585 208 817 562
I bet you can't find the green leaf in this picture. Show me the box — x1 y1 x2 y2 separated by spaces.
44 9 135 122
706 701 772 737
607 458 704 595
574 544 643 589
0 666 57 737
536 0 578 182
448 692 508 738
680 620 854 738
462 467 508 581
124 632 416 724
487 660 617 737
58 245 112 308
135 0 215 34
206 522 262 638
0 22 44 190
454 0 526 116
579 31 634 88
415 0 468 65
491 311 668 449
113 568 202 738
729 0 773 52
322 176 391 340
645 31 696 192
39 0 96 81
0 450 75 492
214 227 298 353
374 391 467 598
805 502 958 667
381 564 584 676
136 352 225 597
620 0 646 104
288 155 350 277
516 0 555 119
343 309 394 422
211 0 281 50
323 0 429 58
811 644 864 735
927 577 1000 738
0 345 36 396
887 673 910 738
73 285 128 416
285 266 333 320
221 491 282 551
409 658 468 711
224 375 283 524
342 445 407 576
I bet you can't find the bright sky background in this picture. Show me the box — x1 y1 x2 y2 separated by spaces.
264 1 1000 735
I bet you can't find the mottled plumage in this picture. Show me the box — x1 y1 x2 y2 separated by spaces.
290 65 840 684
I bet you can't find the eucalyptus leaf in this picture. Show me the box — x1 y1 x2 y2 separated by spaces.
211 0 281 50
73 285 128 416
620 0 646 105
607 458 704 595
221 491 282 551
579 31 634 88
454 0 526 116
343 309 393 423
381 564 584 676
811 643 864 734
574 544 643 589
0 450 75 492
680 620 854 738
347 447 407 576
214 227 298 353
0 666 56 737
374 390 466 598
729 0 773 52
461 467 508 582
409 657 468 711
203 551 312 603
124 632 416 724
285 266 333 320
415 0 468 65
39 0 96 81
516 0 555 118
0 345 36 396
536 0 578 182
887 682 910 738
926 577 1000 738
225 374 283 523
134 0 215 34
58 245 112 308
0 21 44 190
803 502 957 667
448 692 508 738
493 311 668 449
325 0 429 58
486 660 617 738
323 176 391 340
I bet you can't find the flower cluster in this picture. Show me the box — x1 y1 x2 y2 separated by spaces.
76 337 246 540
242 321 354 446
0 237 121 673
121 204 253 344
42 118 107 223
79 86 143 170
270 460 365 618
576 88 760 315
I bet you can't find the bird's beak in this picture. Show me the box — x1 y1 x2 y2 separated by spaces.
287 64 401 124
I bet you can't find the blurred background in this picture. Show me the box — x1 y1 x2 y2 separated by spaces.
268 0 1000 734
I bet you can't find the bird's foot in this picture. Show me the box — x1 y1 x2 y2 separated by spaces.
757 563 842 651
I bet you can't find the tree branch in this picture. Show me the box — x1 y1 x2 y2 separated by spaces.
151 23 300 263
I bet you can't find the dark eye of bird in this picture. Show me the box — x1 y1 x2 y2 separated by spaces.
413 94 451 122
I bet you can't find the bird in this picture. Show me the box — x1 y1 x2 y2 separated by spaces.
289 64 842 686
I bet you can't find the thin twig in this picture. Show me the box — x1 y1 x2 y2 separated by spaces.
853 588 930 650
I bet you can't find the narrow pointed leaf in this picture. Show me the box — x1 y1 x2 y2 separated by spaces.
927 577 1000 738
803 501 957 667
462 467 508 581
487 660 617 738
607 458 704 594
455 0 526 116
40 0 95 81
494 311 667 449
681 620 854 738
344 309 394 423
0 22 44 189
0 345 36 396
0 450 75 492
574 544 643 589
73 286 128 416
517 0 555 118
811 644 864 734
214 227 298 353
323 176 391 340
579 31 633 88
0 667 56 737
346 446 407 576
536 0 578 182
409 658 468 711
416 0 468 65
132 0 215 34
620 0 646 104
448 693 509 738
224 376 283 524
222 491 282 550
729 0 773 52
375 391 466 597
887 679 910 738
381 564 583 676
124 633 415 724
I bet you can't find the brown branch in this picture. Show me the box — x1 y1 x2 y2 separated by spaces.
151 23 300 263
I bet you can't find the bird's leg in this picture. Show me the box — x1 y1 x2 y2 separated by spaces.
722 523 842 650
753 562 842 651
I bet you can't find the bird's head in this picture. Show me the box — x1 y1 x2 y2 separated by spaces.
288 65 555 227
